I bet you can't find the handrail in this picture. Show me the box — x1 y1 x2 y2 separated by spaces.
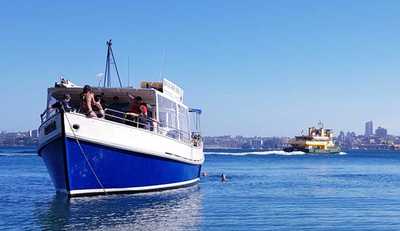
104 108 157 129
40 107 60 123
103 108 200 145
40 108 50 123
39 106 202 146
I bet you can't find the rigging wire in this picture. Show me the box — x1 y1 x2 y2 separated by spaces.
103 39 122 88
64 112 107 195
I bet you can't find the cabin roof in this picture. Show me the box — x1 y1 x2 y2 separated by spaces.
48 87 157 107
47 86 189 108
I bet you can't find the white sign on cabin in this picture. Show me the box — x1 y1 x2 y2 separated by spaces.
162 78 184 103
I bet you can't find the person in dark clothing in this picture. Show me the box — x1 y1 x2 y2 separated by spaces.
105 96 124 123
51 94 73 112
61 94 73 112
109 96 120 110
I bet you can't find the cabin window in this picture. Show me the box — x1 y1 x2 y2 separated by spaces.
178 105 190 142
157 95 178 138
46 95 58 119
189 108 202 133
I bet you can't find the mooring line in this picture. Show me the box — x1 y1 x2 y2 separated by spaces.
64 113 107 195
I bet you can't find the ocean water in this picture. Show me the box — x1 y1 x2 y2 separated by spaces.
1 148 400 230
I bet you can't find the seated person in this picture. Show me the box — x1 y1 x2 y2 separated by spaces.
105 96 125 123
108 96 120 110
95 93 106 109
50 94 73 112
80 85 105 118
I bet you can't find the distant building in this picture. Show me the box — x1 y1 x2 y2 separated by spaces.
251 138 263 148
375 127 388 138
29 129 38 138
337 131 345 143
365 121 374 137
203 135 289 150
0 130 39 147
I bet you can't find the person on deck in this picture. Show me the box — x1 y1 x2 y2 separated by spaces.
127 94 148 129
80 85 105 118
61 94 73 112
105 96 124 123
47 94 73 115
137 98 149 129
52 94 73 112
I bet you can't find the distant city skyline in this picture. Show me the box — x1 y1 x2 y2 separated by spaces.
2 1 400 136
1 120 393 139
365 121 374 137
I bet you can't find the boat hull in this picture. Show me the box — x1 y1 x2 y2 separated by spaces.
38 112 203 197
39 136 201 197
283 146 341 154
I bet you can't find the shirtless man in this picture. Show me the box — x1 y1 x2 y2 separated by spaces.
81 85 105 118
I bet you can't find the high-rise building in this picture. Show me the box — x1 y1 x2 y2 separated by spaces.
375 127 388 138
365 121 373 137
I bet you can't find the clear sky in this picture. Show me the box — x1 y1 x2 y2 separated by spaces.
1 0 400 136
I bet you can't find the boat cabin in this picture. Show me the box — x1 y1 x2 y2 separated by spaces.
42 79 202 146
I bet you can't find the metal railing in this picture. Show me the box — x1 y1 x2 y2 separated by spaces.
40 108 49 123
40 106 76 123
40 106 202 146
104 108 201 146
40 107 62 123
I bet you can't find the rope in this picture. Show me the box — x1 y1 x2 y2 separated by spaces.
64 112 107 195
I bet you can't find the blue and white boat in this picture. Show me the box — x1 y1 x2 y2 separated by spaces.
38 41 204 197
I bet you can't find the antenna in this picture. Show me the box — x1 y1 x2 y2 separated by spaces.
103 39 122 88
127 56 130 87
159 48 166 79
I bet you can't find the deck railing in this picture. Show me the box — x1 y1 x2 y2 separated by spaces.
40 106 202 147
104 108 200 146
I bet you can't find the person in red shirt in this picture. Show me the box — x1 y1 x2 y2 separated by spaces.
137 98 148 129
128 94 141 114
127 94 148 129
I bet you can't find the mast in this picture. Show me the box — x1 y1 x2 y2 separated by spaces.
317 120 324 129
103 39 122 88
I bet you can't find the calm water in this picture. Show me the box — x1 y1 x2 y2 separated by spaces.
1 148 400 230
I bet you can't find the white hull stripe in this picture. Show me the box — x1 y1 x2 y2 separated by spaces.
65 134 204 165
68 178 200 195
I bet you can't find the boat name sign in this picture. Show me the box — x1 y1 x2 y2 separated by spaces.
162 78 184 103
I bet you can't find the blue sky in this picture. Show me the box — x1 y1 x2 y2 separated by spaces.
1 0 400 136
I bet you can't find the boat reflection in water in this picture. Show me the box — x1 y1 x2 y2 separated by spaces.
36 186 202 230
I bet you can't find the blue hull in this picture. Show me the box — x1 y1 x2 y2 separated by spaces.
39 137 202 197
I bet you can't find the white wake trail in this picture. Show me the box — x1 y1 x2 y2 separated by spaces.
205 150 348 156
204 150 306 156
